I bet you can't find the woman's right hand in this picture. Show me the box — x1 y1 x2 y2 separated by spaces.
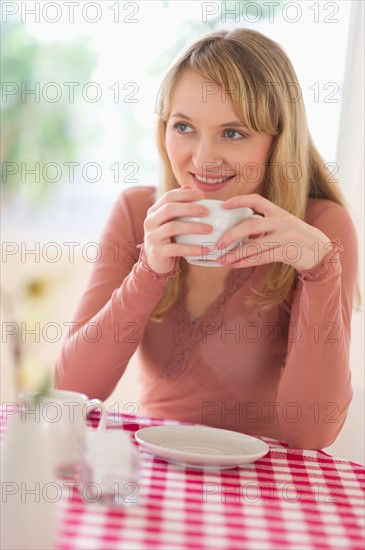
142 186 213 274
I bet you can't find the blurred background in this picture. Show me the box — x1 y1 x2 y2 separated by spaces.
1 0 364 463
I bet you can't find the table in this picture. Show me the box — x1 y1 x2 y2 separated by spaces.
1 409 364 549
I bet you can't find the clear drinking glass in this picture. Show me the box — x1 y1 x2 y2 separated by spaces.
80 429 141 507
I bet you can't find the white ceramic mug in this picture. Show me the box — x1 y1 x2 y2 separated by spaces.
20 389 107 476
174 199 263 266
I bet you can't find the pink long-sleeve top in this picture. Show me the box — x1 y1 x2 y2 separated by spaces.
55 186 359 449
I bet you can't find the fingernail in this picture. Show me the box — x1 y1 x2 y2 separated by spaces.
222 198 234 206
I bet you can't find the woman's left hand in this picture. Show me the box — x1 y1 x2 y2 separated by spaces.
217 194 335 271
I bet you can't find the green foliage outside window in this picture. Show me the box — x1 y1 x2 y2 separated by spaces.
1 20 97 201
1 1 282 202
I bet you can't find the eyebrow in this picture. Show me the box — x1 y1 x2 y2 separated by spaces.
170 112 248 129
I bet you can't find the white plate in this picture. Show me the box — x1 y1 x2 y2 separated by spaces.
134 425 269 469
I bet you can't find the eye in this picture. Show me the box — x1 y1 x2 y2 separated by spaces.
224 129 246 140
171 122 247 139
172 122 193 134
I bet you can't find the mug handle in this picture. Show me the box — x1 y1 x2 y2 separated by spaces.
86 399 107 431
233 214 265 246
248 214 265 239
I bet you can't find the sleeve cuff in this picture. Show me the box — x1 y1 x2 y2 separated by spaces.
297 239 343 281
136 243 181 283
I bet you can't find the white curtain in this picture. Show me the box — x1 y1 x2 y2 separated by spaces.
327 0 364 464
336 1 364 209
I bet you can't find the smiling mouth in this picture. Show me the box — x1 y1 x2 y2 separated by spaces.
191 173 235 184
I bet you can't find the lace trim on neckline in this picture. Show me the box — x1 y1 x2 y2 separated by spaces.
161 266 255 378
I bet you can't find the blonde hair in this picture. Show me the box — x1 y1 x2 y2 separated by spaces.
150 28 359 321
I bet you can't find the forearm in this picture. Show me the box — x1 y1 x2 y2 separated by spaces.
54 256 177 400
276 254 352 449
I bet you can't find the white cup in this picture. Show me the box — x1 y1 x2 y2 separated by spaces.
174 199 263 266
20 389 107 476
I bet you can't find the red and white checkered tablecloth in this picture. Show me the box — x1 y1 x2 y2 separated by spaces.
1 408 364 549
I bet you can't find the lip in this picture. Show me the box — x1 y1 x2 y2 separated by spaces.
190 172 234 192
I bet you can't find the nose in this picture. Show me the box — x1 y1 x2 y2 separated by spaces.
192 137 224 176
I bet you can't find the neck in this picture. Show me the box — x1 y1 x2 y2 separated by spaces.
185 261 232 281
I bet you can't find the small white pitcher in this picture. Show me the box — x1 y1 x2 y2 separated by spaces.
20 389 107 476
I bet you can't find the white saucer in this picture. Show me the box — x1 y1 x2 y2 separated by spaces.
134 425 269 469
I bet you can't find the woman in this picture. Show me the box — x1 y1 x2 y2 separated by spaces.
55 28 359 449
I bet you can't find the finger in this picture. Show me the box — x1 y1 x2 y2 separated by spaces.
221 193 281 217
164 242 216 258
218 238 282 265
146 201 209 233
217 217 274 249
152 220 213 242
147 186 204 214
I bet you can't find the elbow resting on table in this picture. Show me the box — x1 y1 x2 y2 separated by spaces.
53 360 108 401
53 362 83 394
284 434 336 451
279 392 352 450
282 419 347 451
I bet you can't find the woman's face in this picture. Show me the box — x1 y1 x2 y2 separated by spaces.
165 70 274 200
